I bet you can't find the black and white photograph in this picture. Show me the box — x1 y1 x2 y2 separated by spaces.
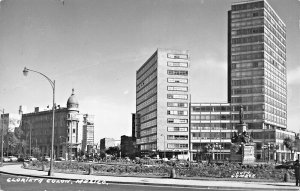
0 0 300 190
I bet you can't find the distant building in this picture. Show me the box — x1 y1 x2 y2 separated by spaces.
82 114 95 153
120 135 135 158
100 138 115 152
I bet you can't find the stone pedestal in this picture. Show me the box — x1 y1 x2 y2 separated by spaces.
242 143 255 164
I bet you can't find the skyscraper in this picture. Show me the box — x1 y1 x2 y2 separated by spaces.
228 0 287 131
136 49 190 157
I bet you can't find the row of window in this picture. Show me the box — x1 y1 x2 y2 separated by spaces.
192 132 232 139
231 9 264 20
140 127 157 137
231 61 263 70
140 119 157 130
167 102 188 108
167 118 188 124
136 86 156 105
136 76 156 97
167 127 188 132
167 62 188 68
167 86 188 92
265 87 286 104
231 18 264 28
265 96 286 113
231 43 263 53
231 69 264 78
191 114 231 121
167 53 188 60
264 7 286 39
232 87 263 95
232 35 263 45
232 52 264 61
167 110 188 116
137 103 157 117
232 1 264 11
191 122 263 130
136 56 157 82
140 111 157 123
265 37 285 66
167 144 188 149
136 95 157 112
136 70 157 92
167 94 188 100
167 70 188 76
265 66 286 89
167 78 188 84
232 78 264 86
192 105 231 112
140 143 156 151
167 135 188 140
265 61 286 83
232 95 264 103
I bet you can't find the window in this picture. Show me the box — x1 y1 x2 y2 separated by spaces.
167 70 188 76
167 102 188 108
167 86 188 92
167 78 188 84
167 127 188 132
167 94 188 100
167 135 188 140
167 144 188 149
167 118 188 124
167 62 188 67
167 110 188 116
167 54 188 59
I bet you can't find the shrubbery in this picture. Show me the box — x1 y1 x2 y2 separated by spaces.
25 161 294 181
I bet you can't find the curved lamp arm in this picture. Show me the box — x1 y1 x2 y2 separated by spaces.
23 67 55 90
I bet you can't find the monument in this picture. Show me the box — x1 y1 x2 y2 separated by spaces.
230 105 255 164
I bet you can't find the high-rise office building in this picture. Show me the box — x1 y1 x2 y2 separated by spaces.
136 49 190 157
228 0 287 130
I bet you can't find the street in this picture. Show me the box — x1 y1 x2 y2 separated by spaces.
0 173 265 191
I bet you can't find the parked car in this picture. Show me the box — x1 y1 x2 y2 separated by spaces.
275 161 295 169
2 157 10 162
56 157 65 161
8 156 18 162
28 156 37 161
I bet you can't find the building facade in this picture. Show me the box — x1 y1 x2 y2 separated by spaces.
136 49 190 157
100 138 116 152
228 0 287 130
21 89 94 159
82 114 95 153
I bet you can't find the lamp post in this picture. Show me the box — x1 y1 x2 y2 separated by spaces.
160 134 166 159
0 108 4 167
23 67 55 176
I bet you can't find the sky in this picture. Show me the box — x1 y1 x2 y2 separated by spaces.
0 0 299 142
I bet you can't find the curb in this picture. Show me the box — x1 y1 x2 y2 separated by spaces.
0 168 298 191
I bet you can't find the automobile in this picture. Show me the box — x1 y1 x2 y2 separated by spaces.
28 156 37 161
1 157 10 162
275 161 295 169
8 156 18 162
56 157 66 161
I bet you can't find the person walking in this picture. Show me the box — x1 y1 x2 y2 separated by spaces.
294 160 300 186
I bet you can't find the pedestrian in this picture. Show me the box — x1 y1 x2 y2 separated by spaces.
294 160 300 186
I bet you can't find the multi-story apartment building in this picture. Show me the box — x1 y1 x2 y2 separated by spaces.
228 0 287 130
21 89 94 159
136 49 190 157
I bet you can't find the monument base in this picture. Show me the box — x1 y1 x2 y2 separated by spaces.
230 143 256 164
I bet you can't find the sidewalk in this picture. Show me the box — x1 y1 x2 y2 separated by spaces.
0 164 299 190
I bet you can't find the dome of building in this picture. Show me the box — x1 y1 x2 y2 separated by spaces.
67 88 79 109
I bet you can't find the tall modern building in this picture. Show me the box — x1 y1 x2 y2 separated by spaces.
136 49 190 157
228 0 287 131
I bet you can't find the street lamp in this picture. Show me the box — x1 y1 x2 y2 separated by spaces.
23 67 55 176
0 108 4 167
160 134 166 159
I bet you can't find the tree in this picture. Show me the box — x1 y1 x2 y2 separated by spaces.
106 146 120 157
283 137 294 161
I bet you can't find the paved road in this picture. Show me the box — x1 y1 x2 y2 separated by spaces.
0 173 267 191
